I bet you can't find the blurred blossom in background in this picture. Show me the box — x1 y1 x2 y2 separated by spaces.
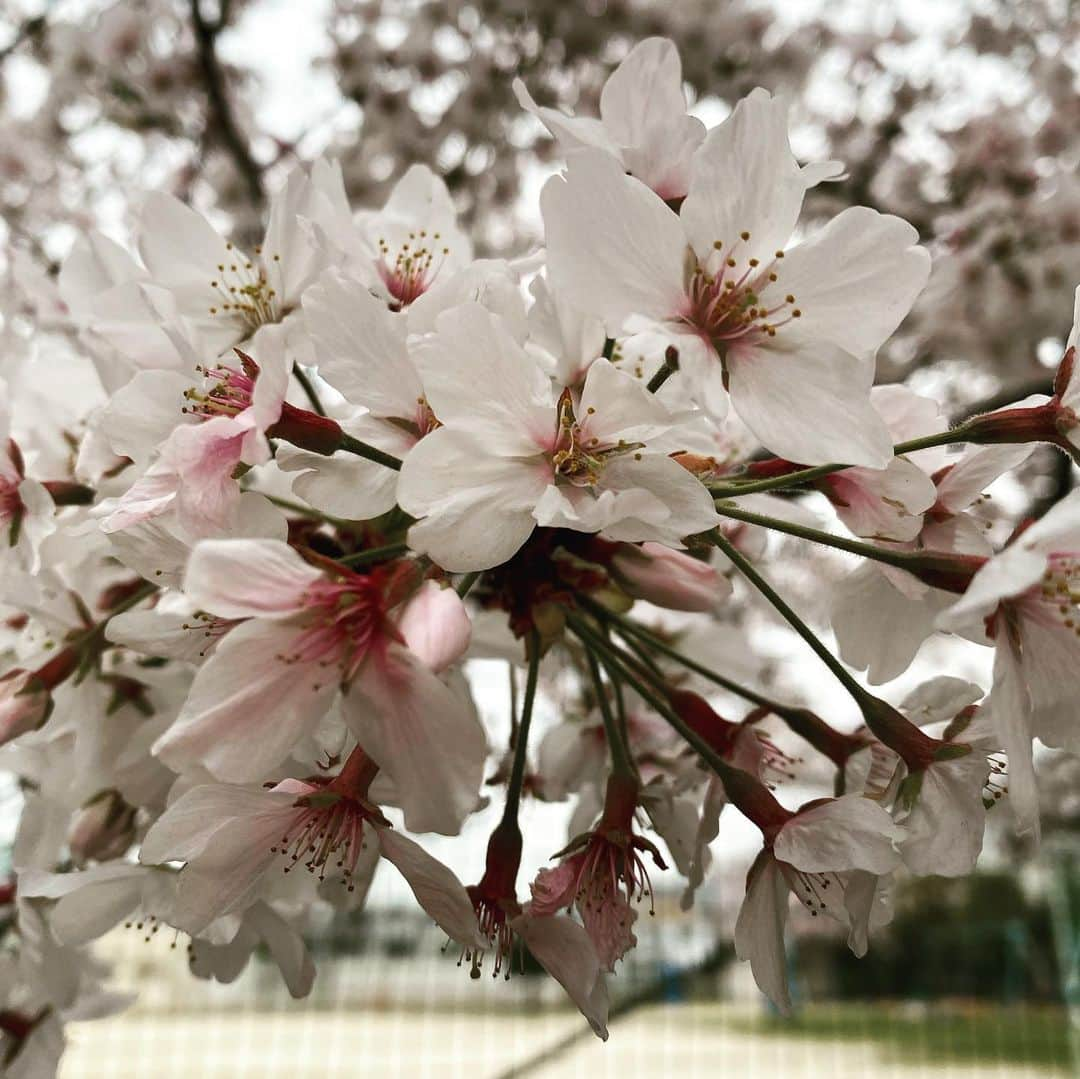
1 0 1079 1076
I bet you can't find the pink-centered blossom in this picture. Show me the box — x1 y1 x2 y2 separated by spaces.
152 538 486 834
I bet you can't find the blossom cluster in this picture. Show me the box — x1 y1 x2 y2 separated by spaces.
2 37 1079 1073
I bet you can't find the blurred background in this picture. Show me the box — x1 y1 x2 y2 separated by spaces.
1 0 1079 1075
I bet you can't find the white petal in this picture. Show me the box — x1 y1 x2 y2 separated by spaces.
577 357 681 444
772 206 930 358
513 79 621 156
302 269 423 417
139 784 286 865
542 149 686 330
153 620 337 782
375 827 484 948
598 37 704 198
900 756 988 877
512 913 611 1040
682 88 805 270
934 444 1035 514
727 339 892 468
398 427 549 572
937 543 1047 632
100 370 191 462
830 563 947 684
243 902 316 998
774 795 904 874
411 303 554 451
828 458 937 542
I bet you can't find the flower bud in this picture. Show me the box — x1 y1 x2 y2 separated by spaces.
0 670 52 747
611 542 730 612
68 790 138 865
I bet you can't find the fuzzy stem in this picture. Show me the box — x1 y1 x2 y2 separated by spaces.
707 530 873 709
569 617 790 830
574 592 774 710
456 571 481 598
292 363 327 416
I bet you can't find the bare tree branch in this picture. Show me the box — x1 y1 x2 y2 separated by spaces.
189 0 265 210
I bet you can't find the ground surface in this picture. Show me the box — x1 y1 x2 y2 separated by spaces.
60 1002 1074 1078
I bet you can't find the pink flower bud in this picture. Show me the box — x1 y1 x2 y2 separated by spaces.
0 669 51 747
68 790 138 865
611 542 730 612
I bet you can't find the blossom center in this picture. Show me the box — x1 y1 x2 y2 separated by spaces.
207 242 283 331
271 786 376 889
550 389 643 487
280 577 386 684
682 232 801 351
182 358 256 421
376 229 450 309
1031 553 1080 638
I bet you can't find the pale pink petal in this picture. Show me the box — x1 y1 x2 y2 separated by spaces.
727 338 892 468
183 538 322 620
542 149 686 331
681 88 805 270
243 903 316 998
152 620 337 782
374 826 485 948
771 206 930 358
395 581 472 674
348 640 487 834
734 850 792 1016
774 795 903 875
512 913 610 1040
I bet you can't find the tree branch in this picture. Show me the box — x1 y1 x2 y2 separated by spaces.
190 0 265 209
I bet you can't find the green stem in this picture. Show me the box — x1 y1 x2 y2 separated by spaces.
338 542 408 567
502 629 541 825
292 363 327 416
713 502 915 571
569 616 736 781
574 592 774 711
456 571 481 598
708 529 874 712
338 433 403 472
583 643 636 777
707 425 976 498
260 493 355 527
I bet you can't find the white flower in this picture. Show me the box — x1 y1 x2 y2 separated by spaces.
314 164 472 310
138 777 485 947
397 304 719 571
542 90 931 466
734 795 903 1014
832 441 1033 683
514 37 706 201
939 487 1080 835
153 539 486 833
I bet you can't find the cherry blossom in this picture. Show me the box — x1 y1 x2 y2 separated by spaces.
397 304 719 571
542 91 930 466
